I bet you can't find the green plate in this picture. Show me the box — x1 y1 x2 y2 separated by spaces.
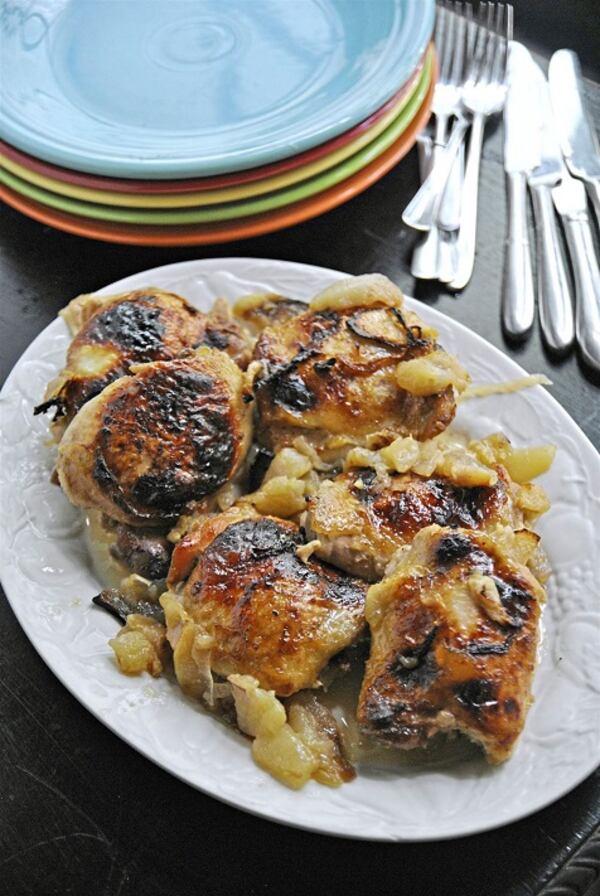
0 52 431 226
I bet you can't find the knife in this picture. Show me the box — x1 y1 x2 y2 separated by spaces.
548 50 600 228
553 163 600 371
527 55 575 353
501 43 536 338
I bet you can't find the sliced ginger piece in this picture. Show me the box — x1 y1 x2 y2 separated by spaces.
395 350 470 397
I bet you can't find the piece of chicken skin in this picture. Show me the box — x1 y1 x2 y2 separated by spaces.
306 465 521 581
170 506 366 697
358 525 545 763
35 288 250 435
56 350 252 527
251 275 467 457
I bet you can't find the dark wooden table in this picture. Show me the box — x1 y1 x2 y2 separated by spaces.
1 2 599 894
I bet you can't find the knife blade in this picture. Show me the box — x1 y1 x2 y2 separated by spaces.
523 52 574 353
548 50 600 179
504 43 541 176
548 50 600 226
527 58 564 189
501 42 538 338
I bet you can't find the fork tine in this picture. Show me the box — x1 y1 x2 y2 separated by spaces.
483 3 500 85
489 4 505 84
433 3 447 83
489 4 512 85
478 3 501 86
503 5 513 77
448 4 468 86
434 1 446 62
464 3 477 64
438 5 456 84
467 3 492 84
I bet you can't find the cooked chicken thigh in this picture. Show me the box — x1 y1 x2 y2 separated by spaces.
167 507 366 697
251 275 469 457
56 350 252 527
358 525 545 763
307 465 520 581
35 288 250 434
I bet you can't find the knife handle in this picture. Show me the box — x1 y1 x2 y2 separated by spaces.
411 136 440 280
502 172 535 338
529 184 575 353
585 179 600 231
563 215 600 372
448 112 485 291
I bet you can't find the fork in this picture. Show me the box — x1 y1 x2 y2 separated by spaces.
402 6 485 233
403 3 511 241
411 2 470 281
448 3 513 289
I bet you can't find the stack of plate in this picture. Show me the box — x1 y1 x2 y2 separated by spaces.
0 0 435 246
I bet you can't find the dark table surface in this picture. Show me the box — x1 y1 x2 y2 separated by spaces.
1 2 599 894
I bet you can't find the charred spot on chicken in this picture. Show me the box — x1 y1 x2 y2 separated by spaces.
56 350 252 526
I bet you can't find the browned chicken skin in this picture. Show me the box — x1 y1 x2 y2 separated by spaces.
35 288 250 432
358 525 545 763
252 287 460 455
56 350 252 527
307 465 519 581
173 507 366 697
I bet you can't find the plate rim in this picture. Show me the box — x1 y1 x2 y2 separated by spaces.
0 57 427 209
0 0 435 178
1 256 599 842
0 53 427 194
0 52 432 222
0 68 434 246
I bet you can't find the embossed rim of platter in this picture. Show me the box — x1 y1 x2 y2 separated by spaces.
1 258 599 841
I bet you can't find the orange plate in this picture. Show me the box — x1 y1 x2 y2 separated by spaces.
0 70 434 246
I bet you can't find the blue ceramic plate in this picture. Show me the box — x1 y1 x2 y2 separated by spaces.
0 0 434 179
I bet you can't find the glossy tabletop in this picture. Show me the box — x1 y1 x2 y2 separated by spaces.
1 0 599 893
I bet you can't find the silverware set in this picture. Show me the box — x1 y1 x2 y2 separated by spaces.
404 2 600 373
502 44 600 370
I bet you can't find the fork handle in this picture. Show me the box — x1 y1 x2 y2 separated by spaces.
501 172 535 338
402 117 470 231
411 131 458 281
448 112 485 290
437 138 464 232
530 184 574 353
563 214 600 371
